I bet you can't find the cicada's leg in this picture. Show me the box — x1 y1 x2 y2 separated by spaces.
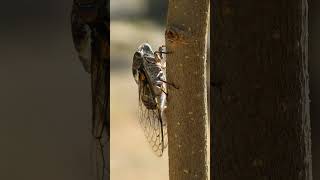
160 61 166 69
153 80 168 96
154 45 172 60
160 79 179 89
154 50 172 56
160 87 168 96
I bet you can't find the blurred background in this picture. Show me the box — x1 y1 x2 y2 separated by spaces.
110 0 169 179
0 0 318 180
0 1 93 180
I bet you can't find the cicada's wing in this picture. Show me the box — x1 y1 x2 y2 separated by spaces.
138 81 168 156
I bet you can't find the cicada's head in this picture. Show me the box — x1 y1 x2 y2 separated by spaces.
137 43 154 56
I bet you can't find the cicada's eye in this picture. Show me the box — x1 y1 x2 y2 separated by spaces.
134 51 142 59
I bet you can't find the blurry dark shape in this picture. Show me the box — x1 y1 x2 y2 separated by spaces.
71 0 110 179
71 5 92 73
212 0 311 179
0 1 68 27
309 0 320 179
0 1 95 179
146 0 168 24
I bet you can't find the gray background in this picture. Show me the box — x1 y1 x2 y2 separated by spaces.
0 1 92 179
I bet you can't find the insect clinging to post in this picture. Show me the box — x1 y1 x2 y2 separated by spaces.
132 43 173 156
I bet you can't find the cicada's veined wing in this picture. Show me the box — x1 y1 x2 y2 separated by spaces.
138 79 168 156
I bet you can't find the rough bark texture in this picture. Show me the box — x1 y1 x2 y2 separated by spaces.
165 0 210 180
211 0 312 179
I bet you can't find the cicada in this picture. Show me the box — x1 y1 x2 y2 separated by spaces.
132 43 169 156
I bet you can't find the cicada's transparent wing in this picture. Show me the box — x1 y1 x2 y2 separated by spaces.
138 81 168 156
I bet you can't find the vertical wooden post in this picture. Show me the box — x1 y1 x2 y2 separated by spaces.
165 1 210 179
211 0 312 179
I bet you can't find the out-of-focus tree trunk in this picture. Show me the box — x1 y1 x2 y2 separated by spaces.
309 0 320 179
90 22 109 180
71 0 109 179
211 0 312 179
165 1 210 180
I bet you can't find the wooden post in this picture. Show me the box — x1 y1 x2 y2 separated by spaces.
165 1 210 179
211 0 312 179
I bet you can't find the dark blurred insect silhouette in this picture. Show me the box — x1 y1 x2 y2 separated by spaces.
71 0 109 179
132 43 176 156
